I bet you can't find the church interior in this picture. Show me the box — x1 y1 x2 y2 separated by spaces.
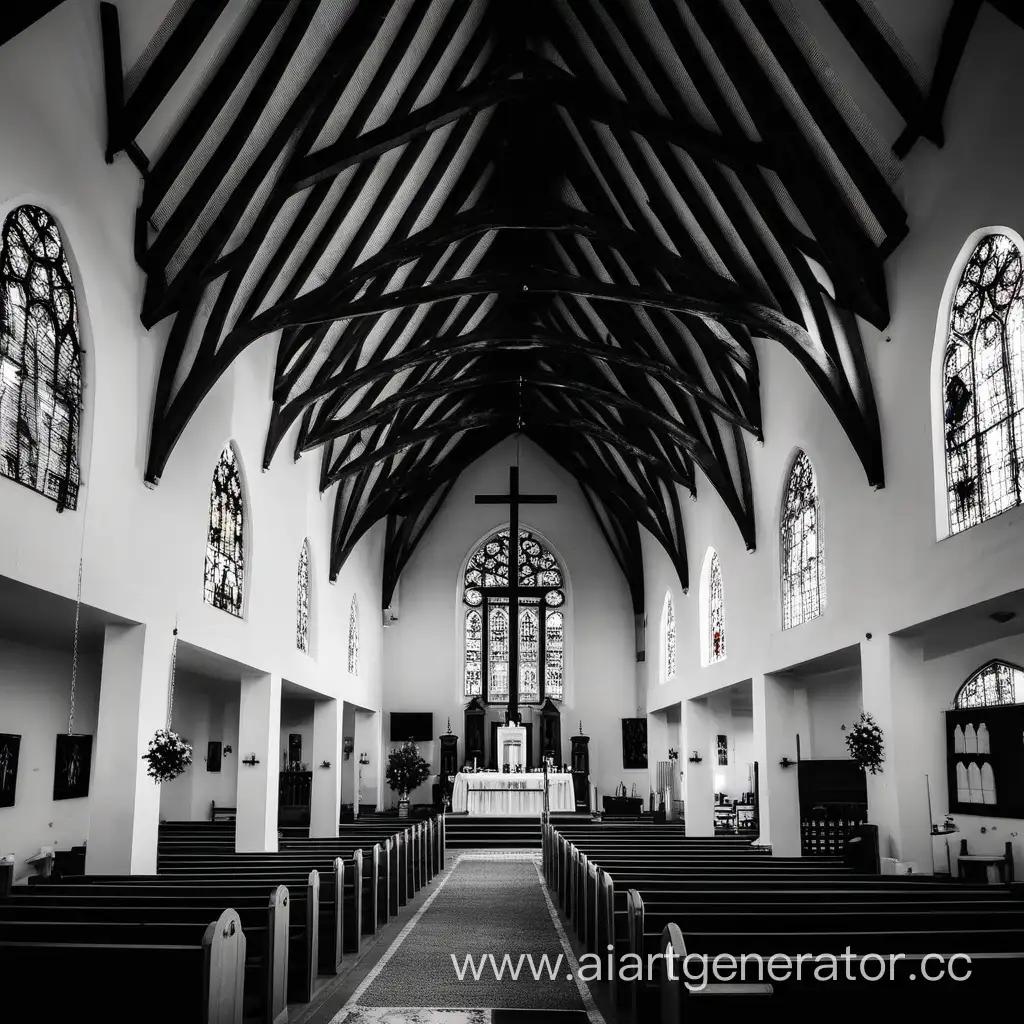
3 0 1024 1020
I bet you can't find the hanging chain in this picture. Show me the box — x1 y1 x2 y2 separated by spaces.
166 617 179 731
67 556 83 736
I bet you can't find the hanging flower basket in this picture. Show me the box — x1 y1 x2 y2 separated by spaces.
843 712 884 775
142 728 193 783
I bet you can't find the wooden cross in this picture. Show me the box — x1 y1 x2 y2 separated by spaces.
475 466 557 725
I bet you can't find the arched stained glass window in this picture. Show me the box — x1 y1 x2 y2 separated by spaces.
0 205 81 509
943 234 1024 533
296 540 310 653
204 444 245 616
462 528 566 702
707 550 725 663
662 593 676 683
347 594 359 676
781 451 825 629
954 661 1024 709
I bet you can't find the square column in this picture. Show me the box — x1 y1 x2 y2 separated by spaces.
752 673 805 856
860 635 933 868
236 672 281 852
310 698 343 838
682 698 714 836
88 622 174 875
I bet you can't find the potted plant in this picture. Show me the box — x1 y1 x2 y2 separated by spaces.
386 740 431 818
142 729 193 783
843 712 885 775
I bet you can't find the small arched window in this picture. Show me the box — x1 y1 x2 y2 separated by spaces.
943 234 1024 534
703 549 726 664
781 450 825 629
954 661 1024 708
0 205 82 509
347 594 359 676
204 443 245 616
662 593 676 683
462 528 565 702
296 540 310 653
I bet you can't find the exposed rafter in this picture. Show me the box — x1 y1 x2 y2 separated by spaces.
98 0 971 612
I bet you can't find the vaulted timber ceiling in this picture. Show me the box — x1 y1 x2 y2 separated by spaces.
91 0 1005 614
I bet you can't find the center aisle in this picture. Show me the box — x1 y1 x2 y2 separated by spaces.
329 852 602 1024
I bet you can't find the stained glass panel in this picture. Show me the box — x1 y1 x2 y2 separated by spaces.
488 606 509 700
462 527 566 701
465 610 483 695
545 610 564 700
296 540 310 653
347 594 359 676
0 206 81 509
664 595 676 680
945 234 1024 533
781 451 825 629
203 445 245 616
520 607 540 701
955 661 1024 708
708 550 725 663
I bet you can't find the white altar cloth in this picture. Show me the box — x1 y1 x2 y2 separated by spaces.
451 772 575 815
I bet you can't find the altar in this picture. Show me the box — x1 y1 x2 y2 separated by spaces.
451 772 575 815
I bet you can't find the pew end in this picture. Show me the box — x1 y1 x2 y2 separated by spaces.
660 923 772 1024
205 909 248 1024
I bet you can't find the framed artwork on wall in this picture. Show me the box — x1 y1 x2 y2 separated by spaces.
288 733 302 768
53 734 92 800
206 741 222 773
621 718 648 770
718 734 728 766
0 734 21 807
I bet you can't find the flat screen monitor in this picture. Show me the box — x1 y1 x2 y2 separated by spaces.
390 712 434 742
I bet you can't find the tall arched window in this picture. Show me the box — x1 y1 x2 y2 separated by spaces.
703 549 726 664
781 450 825 629
943 234 1024 534
0 205 82 509
462 528 565 702
296 540 310 653
954 661 1024 709
661 593 676 683
204 444 245 616
347 595 359 676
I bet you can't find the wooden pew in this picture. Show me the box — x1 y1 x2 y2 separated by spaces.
0 907 246 1024
0 886 290 1023
152 849 366 953
22 870 324 997
629 892 1024 1019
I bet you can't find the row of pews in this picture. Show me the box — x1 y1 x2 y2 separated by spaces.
543 821 1024 1019
0 814 444 1023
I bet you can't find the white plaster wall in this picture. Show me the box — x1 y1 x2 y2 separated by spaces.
0 3 385 707
0 637 101 881
382 436 636 805
158 673 240 821
805 670 864 760
645 7 1024 712
0 2 385 863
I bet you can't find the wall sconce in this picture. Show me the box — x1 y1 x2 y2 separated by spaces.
779 757 796 768
358 752 369 765
241 753 260 766
343 737 354 760
687 751 703 764
223 745 232 756
319 760 332 769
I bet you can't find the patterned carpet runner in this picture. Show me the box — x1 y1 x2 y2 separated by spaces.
330 853 601 1023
